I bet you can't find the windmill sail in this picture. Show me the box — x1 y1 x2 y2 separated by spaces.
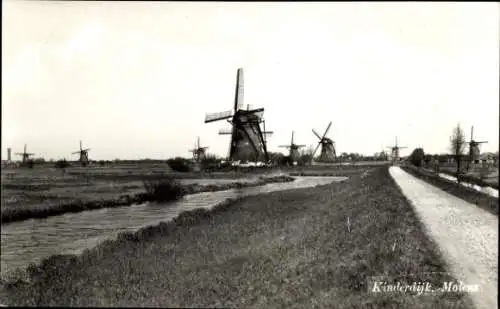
234 68 244 111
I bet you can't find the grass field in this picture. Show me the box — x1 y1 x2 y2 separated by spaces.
0 162 297 223
0 166 473 308
1 163 365 223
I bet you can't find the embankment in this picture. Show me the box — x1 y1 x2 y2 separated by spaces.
0 167 472 308
1 175 294 224
401 165 498 216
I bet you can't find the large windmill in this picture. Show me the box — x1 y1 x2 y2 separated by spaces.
279 131 306 163
72 140 91 166
465 125 488 168
312 121 336 162
15 144 34 164
205 68 273 163
387 137 407 164
189 137 208 163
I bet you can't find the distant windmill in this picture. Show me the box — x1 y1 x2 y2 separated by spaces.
189 137 208 163
279 131 306 162
72 140 91 166
205 68 273 163
465 125 488 168
387 137 407 164
312 121 336 162
15 144 34 164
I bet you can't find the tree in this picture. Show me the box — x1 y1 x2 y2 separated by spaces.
298 147 314 166
409 148 425 167
449 123 467 180
423 154 433 168
55 159 70 176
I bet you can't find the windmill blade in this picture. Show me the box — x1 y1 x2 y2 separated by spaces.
291 131 294 145
312 142 321 158
296 145 306 148
72 151 81 154
205 110 233 123
321 121 332 140
278 145 291 148
471 126 474 141
234 68 244 112
476 141 488 144
312 129 322 140
200 147 209 150
80 140 83 151
263 131 273 135
82 148 91 152
399 146 408 149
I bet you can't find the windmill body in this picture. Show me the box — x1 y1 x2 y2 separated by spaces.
72 140 91 166
189 137 209 163
205 68 273 163
465 126 488 167
311 122 336 163
279 131 306 163
15 144 34 164
387 137 406 165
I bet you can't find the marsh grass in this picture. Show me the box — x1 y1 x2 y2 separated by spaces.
1 167 473 308
142 178 186 202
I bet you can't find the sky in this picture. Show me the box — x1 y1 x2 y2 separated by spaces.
2 1 499 160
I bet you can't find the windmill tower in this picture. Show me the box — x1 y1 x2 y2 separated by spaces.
279 131 306 163
387 137 407 165
72 140 91 166
189 137 208 163
465 125 488 169
312 121 336 162
15 144 34 164
205 68 273 163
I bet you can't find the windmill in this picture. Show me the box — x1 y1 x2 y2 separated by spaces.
72 140 91 166
205 68 273 163
189 137 208 163
465 125 488 169
15 144 34 164
279 131 306 163
387 137 407 164
311 121 336 162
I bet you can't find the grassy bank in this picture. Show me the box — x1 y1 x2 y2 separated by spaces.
1 175 294 224
401 165 498 216
1 167 472 308
437 168 499 190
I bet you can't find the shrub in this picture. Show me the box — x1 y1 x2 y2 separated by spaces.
166 157 192 172
55 159 70 169
143 178 186 202
200 154 220 172
26 160 35 169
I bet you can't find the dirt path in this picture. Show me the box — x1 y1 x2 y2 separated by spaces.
390 166 498 309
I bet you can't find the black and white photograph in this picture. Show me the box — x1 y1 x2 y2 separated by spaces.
1 1 498 308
